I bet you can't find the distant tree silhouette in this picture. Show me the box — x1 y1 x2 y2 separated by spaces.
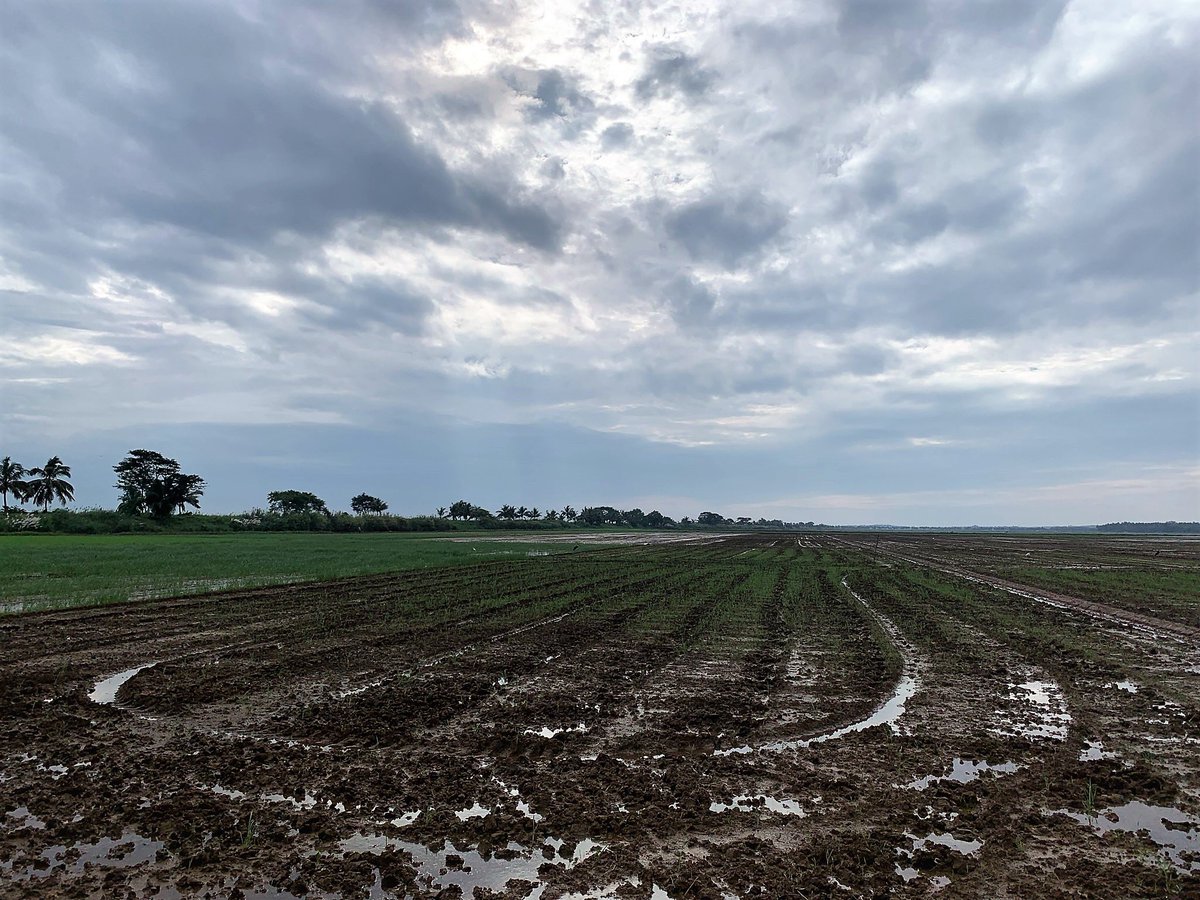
0 457 28 511
171 473 207 515
26 456 75 511
498 504 518 520
622 508 646 527
351 493 388 515
143 471 206 517
267 490 329 515
114 449 205 516
579 506 622 526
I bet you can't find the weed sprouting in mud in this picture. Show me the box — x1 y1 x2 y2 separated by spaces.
240 811 257 849
1084 779 1099 821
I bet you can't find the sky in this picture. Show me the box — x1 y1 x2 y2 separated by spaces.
1 0 1197 525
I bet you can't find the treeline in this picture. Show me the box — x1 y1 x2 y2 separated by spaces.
1 455 74 511
1097 521 1200 534
0 507 456 535
441 500 677 527
0 448 828 534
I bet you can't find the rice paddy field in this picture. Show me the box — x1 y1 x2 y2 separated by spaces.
0 533 611 614
1 532 1198 898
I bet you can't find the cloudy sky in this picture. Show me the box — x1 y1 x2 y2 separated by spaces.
2 0 1197 524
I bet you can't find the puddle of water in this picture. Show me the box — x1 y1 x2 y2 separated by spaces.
5 806 47 830
455 802 490 821
1079 740 1117 762
1055 802 1200 872
203 784 323 812
88 663 158 705
1106 680 1139 693
525 723 588 739
904 758 1022 790
716 578 923 756
718 676 919 757
994 678 1071 742
709 794 806 816
10 831 165 880
492 778 545 823
206 784 249 801
910 831 983 855
340 832 605 898
894 830 981 887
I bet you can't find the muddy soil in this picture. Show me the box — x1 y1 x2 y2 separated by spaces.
2 535 1198 898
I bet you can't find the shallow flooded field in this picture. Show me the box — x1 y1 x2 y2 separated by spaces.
1 534 1197 897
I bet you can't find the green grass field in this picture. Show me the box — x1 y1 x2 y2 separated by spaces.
0 533 594 614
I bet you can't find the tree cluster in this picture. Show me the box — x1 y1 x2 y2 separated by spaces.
443 499 495 520
1 455 75 512
3 450 827 532
1097 521 1200 534
350 493 389 515
436 500 675 528
266 490 329 515
114 450 206 517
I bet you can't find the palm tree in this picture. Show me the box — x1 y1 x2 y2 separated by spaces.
436 506 448 518
154 472 205 516
0 457 28 511
560 505 577 522
25 456 75 512
174 473 206 514
498 504 518 520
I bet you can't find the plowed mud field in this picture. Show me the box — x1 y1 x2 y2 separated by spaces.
2 534 1198 898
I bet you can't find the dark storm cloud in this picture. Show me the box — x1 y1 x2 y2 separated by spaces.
871 201 950 245
295 278 435 336
634 47 715 100
836 0 1069 63
664 192 788 269
503 67 595 122
857 160 900 209
836 0 929 41
661 274 716 326
834 0 934 88
600 122 635 150
715 275 843 332
0 1 561 260
540 157 567 180
944 181 1027 233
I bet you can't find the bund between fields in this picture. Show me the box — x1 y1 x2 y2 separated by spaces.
1 534 1198 898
